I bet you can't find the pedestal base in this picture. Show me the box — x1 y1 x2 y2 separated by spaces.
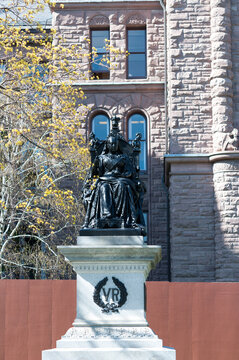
42 326 175 360
43 347 175 360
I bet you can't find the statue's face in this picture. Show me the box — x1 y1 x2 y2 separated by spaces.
107 136 119 153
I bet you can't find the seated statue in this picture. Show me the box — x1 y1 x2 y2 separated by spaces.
82 115 146 235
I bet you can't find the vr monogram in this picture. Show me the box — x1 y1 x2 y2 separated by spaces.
93 277 128 313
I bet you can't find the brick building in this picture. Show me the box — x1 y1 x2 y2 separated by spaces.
53 0 239 281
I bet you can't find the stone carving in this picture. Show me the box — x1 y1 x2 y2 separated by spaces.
213 160 239 173
73 263 148 273
126 14 146 25
93 276 128 313
222 128 239 151
89 15 109 26
63 327 156 339
82 115 146 235
211 0 233 152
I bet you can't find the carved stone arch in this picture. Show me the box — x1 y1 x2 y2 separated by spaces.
126 14 146 26
89 15 109 27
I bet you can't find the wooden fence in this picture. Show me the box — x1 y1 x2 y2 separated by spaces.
0 280 239 360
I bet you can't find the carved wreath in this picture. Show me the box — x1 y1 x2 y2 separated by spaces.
93 277 128 313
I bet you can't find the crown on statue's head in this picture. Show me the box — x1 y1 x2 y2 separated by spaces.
110 115 121 135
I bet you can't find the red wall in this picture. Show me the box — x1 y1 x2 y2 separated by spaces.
1 281 239 360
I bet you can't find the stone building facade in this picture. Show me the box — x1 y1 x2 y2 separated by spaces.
53 0 239 281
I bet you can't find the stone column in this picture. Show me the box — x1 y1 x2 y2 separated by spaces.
210 153 239 281
210 0 239 281
210 0 233 151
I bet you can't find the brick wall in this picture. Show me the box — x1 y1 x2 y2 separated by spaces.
167 0 212 153
53 2 169 280
167 158 215 281
53 4 164 82
211 157 239 281
52 0 239 282
166 0 239 282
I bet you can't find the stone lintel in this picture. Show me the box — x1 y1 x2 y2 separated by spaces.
53 0 163 11
164 154 211 186
164 152 239 185
74 82 165 94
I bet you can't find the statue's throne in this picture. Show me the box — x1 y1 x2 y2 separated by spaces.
89 116 142 179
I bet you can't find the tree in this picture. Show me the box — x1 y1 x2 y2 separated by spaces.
0 0 95 279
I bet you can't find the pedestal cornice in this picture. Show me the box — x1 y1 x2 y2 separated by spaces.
58 245 161 277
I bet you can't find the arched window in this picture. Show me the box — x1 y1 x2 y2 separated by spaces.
128 113 147 171
91 113 110 140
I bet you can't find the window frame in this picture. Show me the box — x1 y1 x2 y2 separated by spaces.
90 28 110 80
126 27 147 79
127 112 147 172
91 112 110 140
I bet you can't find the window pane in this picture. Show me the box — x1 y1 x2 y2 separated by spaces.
128 113 147 170
92 30 109 53
92 114 109 140
128 30 146 52
91 54 109 73
128 54 146 78
36 64 48 81
27 64 48 81
139 141 146 171
0 63 6 83
128 114 146 140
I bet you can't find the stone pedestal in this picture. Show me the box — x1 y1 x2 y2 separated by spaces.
42 236 176 360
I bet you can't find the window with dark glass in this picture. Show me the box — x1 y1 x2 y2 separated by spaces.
91 29 110 79
92 113 110 140
143 212 148 244
127 29 146 79
128 113 147 171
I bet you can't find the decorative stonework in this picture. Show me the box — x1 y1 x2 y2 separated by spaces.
73 264 148 273
63 327 156 339
210 0 233 151
222 128 239 151
89 15 109 26
212 159 239 172
126 14 146 25
93 276 128 313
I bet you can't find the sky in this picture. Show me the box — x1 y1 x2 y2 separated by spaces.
0 1 52 26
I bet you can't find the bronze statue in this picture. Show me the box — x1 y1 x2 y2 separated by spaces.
82 115 146 235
